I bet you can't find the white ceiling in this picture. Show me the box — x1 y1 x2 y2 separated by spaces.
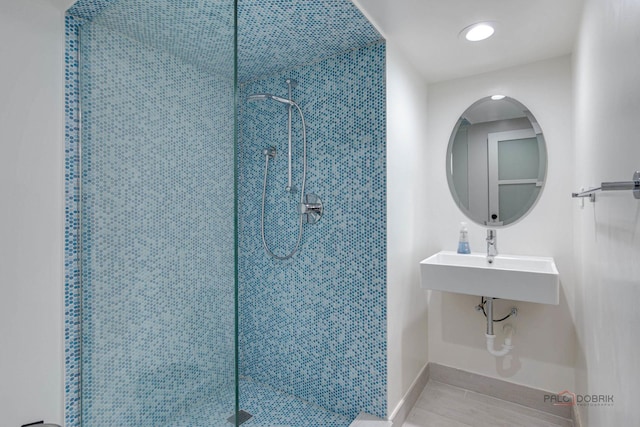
352 0 584 83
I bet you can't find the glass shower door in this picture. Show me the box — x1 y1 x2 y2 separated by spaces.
75 1 237 425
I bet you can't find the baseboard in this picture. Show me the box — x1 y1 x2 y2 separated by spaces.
572 405 583 427
388 362 430 427
349 412 392 427
429 363 572 420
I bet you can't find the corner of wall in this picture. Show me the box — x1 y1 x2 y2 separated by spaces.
571 0 640 424
385 41 430 416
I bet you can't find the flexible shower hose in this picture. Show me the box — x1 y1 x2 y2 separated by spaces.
260 102 307 260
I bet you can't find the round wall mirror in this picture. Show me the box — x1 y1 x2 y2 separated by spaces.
446 96 547 227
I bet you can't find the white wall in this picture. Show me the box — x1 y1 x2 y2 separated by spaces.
0 1 65 425
425 56 576 393
573 0 640 424
386 42 430 416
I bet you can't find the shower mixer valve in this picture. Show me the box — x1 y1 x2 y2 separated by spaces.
298 193 323 224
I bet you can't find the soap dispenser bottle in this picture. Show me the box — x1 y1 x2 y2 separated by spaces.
457 222 471 254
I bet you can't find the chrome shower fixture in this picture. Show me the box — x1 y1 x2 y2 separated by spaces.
299 193 323 225
263 146 276 159
248 79 298 192
247 93 270 102
252 79 323 260
247 93 294 106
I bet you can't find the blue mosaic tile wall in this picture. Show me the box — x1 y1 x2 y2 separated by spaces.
237 0 381 82
72 0 235 77
64 15 82 427
67 0 381 83
65 0 387 424
75 19 236 427
66 0 118 21
238 42 387 419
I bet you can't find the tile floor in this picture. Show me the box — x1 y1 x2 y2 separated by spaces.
403 381 573 427
172 377 353 427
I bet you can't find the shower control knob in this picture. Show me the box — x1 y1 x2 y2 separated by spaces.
298 193 323 224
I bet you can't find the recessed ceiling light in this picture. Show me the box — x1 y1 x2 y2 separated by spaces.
491 95 506 100
461 22 495 42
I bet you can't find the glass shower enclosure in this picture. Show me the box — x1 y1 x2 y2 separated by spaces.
65 0 386 426
70 1 237 425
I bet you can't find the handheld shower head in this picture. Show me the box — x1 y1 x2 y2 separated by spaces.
270 95 295 106
246 93 295 106
247 93 271 102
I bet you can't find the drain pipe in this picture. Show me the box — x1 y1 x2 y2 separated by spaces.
485 297 514 357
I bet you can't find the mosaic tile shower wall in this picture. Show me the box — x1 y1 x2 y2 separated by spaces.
236 0 381 82
67 0 380 82
77 20 236 426
65 0 386 424
64 15 82 427
238 42 387 419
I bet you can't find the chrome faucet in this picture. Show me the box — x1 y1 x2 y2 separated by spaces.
486 229 498 264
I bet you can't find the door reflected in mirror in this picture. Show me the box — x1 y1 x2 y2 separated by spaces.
446 96 547 227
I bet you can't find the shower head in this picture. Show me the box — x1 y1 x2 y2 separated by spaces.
270 95 295 106
247 93 295 106
247 93 271 102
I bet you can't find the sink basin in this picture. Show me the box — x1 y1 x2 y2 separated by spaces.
420 251 559 304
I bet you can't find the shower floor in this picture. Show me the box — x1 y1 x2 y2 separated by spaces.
170 377 354 427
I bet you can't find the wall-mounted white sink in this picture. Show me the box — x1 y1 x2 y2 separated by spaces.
420 251 559 304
